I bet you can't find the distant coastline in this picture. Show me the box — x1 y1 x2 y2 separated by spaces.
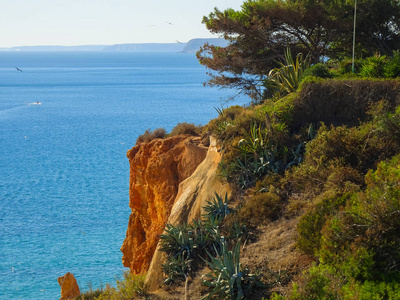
0 38 228 53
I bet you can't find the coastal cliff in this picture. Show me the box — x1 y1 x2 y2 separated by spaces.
121 135 208 274
145 136 230 291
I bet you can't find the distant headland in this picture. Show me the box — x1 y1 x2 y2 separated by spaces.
0 38 228 53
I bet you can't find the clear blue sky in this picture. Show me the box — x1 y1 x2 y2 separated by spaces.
0 0 244 47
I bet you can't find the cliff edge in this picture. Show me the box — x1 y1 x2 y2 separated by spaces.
145 136 231 291
121 135 208 274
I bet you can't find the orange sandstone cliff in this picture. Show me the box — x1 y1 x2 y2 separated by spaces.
145 136 231 291
121 135 208 274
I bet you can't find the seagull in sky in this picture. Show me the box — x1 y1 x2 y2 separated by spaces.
15 67 22 72
176 40 183 44
166 21 173 25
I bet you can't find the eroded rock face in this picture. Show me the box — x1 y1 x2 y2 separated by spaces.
121 135 208 274
145 136 231 291
57 272 80 300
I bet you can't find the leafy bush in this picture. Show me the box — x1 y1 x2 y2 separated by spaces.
336 57 362 75
202 240 265 300
136 128 166 144
360 55 388 78
291 79 400 131
384 50 400 78
170 122 202 136
95 272 146 300
219 122 302 190
296 194 349 256
239 190 282 227
320 154 400 278
301 63 332 80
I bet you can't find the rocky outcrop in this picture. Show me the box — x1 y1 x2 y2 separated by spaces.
145 136 231 291
57 272 80 300
121 135 208 274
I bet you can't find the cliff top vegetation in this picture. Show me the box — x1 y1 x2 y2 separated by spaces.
74 0 400 299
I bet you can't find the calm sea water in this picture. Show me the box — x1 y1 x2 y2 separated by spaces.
0 51 246 299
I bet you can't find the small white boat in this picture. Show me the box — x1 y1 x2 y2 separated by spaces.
28 101 42 105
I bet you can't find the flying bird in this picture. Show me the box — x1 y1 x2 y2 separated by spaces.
166 21 173 25
176 40 183 44
15 67 22 72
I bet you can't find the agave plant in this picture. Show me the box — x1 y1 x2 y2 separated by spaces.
159 223 195 259
161 254 193 284
268 48 311 97
202 240 265 299
203 193 231 222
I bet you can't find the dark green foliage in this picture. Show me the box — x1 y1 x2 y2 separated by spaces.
376 105 400 142
159 223 195 260
336 57 362 75
291 155 400 298
291 79 400 131
198 0 400 99
296 194 349 256
159 194 244 285
161 255 193 284
202 240 266 300
218 122 303 190
360 55 388 78
384 51 400 78
301 63 332 80
203 193 232 222
320 154 400 278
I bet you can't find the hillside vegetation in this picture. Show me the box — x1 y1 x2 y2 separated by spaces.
75 0 400 298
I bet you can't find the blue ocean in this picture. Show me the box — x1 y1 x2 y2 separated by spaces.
0 51 246 299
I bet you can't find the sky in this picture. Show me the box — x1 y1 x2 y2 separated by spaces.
0 0 245 47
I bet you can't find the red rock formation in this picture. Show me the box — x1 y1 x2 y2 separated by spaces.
121 135 208 274
145 136 231 291
57 272 80 300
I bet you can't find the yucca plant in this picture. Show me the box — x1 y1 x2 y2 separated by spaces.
159 223 195 259
202 240 265 299
161 254 193 284
268 48 311 97
203 193 231 222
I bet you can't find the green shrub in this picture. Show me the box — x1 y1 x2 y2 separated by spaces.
384 50 400 78
291 79 400 131
96 272 146 300
239 190 282 227
170 122 202 136
360 55 388 78
301 63 332 80
319 154 400 279
136 128 166 144
376 105 400 142
296 194 349 256
218 122 301 190
337 57 362 75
